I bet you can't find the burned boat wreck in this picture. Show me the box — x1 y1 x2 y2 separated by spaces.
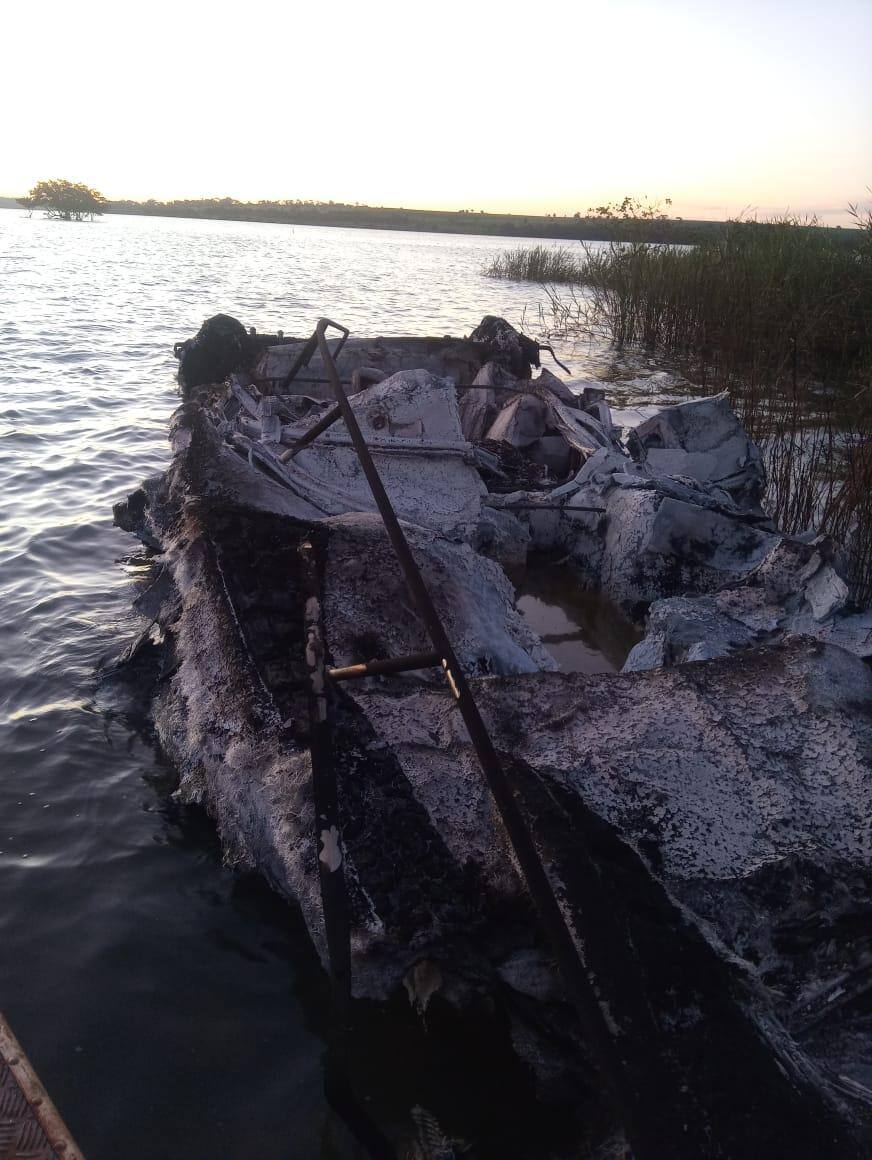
115 314 872 1158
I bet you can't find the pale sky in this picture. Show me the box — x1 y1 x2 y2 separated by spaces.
2 0 870 224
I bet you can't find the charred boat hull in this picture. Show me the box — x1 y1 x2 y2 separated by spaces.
113 317 872 1157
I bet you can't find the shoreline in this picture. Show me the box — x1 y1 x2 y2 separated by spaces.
3 200 857 247
0 199 789 246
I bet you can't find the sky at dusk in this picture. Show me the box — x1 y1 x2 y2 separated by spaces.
2 0 870 224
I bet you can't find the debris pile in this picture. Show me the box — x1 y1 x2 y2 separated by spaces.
114 315 872 1159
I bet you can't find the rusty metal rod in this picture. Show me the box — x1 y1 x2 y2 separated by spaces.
313 317 637 1151
328 650 441 682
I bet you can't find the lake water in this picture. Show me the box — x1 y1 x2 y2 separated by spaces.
0 210 684 1157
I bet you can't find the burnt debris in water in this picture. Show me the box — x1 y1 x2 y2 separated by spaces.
112 313 872 1158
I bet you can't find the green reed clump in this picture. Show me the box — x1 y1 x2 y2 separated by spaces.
568 219 871 382
483 245 584 283
546 211 872 600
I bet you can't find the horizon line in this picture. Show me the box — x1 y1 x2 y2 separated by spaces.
1 192 863 229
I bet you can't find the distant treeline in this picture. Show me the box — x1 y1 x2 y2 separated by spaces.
97 198 737 243
3 193 859 247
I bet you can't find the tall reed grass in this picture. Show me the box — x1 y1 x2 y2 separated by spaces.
482 245 584 283
553 220 869 380
521 213 872 602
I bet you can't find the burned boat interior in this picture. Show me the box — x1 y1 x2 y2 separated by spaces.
111 312 872 1159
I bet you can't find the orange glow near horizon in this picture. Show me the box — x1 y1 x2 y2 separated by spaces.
2 0 870 226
